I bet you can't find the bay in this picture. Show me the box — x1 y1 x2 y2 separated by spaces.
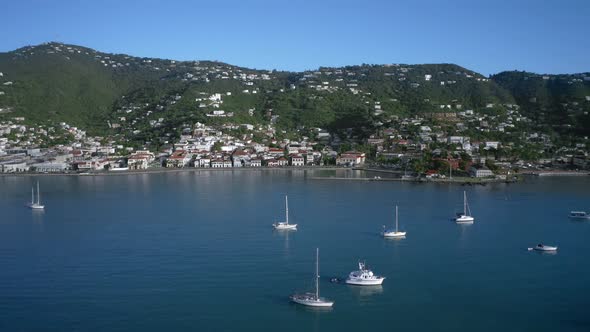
1 170 589 332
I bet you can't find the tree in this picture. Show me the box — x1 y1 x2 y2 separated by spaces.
212 141 223 152
485 159 499 172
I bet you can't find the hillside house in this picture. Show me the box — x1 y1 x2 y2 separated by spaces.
166 150 192 168
336 152 366 166
290 155 305 166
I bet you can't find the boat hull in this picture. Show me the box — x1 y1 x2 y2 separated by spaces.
345 277 385 286
273 222 297 230
533 246 558 251
455 215 474 223
382 231 406 237
290 295 333 307
28 204 44 210
569 211 589 219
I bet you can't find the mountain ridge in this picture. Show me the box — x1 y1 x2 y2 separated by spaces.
1 42 589 146
8 41 589 78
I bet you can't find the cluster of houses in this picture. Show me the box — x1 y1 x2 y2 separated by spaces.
156 146 365 170
2 104 589 177
0 117 369 173
2 44 589 177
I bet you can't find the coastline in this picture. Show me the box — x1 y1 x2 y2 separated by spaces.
0 166 344 177
2 166 587 182
530 171 590 177
308 176 515 184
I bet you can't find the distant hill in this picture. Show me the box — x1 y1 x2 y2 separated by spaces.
492 71 590 136
0 42 589 142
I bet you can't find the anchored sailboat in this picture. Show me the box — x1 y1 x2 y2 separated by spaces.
290 248 334 307
455 191 474 223
27 181 44 210
382 205 406 237
273 195 297 230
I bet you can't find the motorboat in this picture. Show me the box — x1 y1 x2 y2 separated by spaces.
290 248 334 307
455 191 474 223
345 261 385 286
27 181 44 210
531 244 558 251
382 205 406 238
273 195 297 230
569 211 590 220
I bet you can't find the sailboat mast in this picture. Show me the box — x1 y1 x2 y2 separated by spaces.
37 181 40 205
463 191 467 215
31 187 34 204
315 248 319 300
395 205 399 232
285 196 289 225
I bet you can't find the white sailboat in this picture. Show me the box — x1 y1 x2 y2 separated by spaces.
273 196 297 230
290 248 334 307
455 191 474 223
27 181 44 210
382 205 406 237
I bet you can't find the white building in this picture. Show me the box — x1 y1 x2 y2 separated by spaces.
32 162 69 173
290 155 305 166
194 157 211 168
336 152 366 166
484 141 500 149
1 161 29 173
470 166 494 178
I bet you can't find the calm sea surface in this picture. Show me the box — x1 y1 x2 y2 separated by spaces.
1 170 589 332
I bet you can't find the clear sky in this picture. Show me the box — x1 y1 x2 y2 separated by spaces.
1 0 588 75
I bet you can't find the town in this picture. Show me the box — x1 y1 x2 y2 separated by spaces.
1 43 589 178
1 103 588 178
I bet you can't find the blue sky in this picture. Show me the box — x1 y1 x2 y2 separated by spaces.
1 0 588 75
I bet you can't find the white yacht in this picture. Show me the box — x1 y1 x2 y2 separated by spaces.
273 196 297 230
345 261 385 286
455 191 474 223
290 248 334 307
569 211 590 220
27 181 44 210
382 205 406 237
531 243 558 252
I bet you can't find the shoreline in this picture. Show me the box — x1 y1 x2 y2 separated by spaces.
532 172 590 177
308 176 515 184
2 166 587 181
0 166 344 177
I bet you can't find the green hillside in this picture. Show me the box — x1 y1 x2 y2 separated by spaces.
492 71 590 136
0 42 588 145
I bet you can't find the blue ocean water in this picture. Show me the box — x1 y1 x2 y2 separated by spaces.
1 170 589 332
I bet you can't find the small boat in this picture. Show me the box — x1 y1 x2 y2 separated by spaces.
273 196 297 230
569 211 590 220
27 181 44 210
345 261 385 286
382 205 406 238
529 244 558 251
290 248 334 307
455 191 474 223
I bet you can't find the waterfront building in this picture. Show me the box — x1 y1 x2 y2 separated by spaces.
470 165 494 178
